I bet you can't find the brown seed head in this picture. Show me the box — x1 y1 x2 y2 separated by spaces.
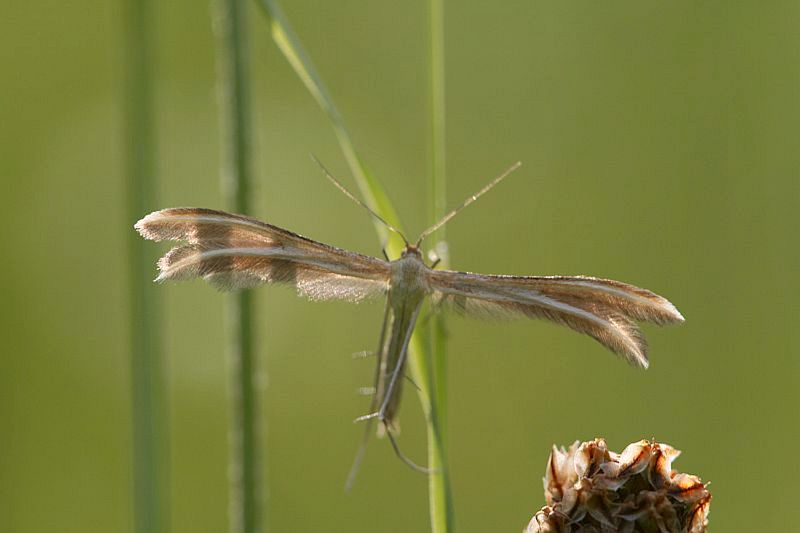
526 438 711 533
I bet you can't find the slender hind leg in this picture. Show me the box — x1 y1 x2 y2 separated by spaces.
345 301 392 490
384 422 434 474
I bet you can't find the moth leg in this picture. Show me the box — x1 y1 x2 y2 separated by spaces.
404 374 421 391
427 247 443 269
350 413 432 475
353 411 380 423
345 414 376 491
377 362 405 421
345 301 392 490
375 301 421 422
384 422 434 474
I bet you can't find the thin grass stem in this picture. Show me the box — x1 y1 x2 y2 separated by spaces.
213 1 262 532
421 1 454 531
124 0 169 531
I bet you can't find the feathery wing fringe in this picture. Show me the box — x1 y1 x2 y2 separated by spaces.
135 208 391 301
430 272 684 368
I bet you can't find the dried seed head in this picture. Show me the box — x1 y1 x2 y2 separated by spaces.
525 438 711 533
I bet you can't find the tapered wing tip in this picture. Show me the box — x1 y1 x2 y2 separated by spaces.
133 214 148 233
620 344 649 369
133 209 169 240
628 301 681 370
135 208 209 241
661 299 685 324
620 334 650 369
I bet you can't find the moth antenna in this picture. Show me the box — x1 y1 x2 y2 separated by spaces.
310 154 410 246
416 161 522 246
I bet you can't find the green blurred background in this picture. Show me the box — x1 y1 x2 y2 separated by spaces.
2 1 798 531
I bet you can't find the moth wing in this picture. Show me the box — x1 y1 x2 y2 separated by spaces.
135 208 391 302
429 270 684 368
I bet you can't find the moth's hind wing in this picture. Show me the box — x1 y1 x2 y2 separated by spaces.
429 271 684 368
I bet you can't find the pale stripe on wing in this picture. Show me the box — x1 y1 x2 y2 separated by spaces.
429 270 683 367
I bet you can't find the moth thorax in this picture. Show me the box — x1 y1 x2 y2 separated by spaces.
391 253 429 294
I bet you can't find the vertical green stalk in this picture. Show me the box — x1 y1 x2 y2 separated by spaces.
422 0 454 531
214 1 262 532
124 1 169 532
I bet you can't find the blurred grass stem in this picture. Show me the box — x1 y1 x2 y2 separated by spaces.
124 0 169 532
213 1 263 532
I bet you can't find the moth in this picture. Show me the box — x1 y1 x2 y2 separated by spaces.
135 160 683 481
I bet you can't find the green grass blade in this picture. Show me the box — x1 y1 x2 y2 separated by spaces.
213 1 263 532
124 0 169 532
423 0 454 531
254 3 454 532
409 311 453 533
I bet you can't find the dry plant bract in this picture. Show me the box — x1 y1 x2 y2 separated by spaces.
525 438 711 533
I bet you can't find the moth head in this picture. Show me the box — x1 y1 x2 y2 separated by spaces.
401 244 422 258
